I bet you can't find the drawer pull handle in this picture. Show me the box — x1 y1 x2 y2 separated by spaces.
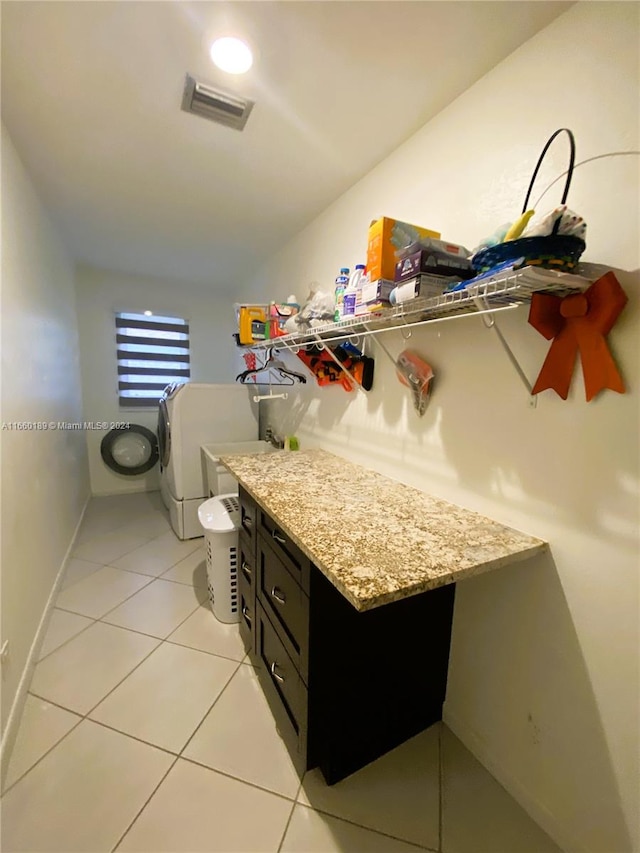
270 586 286 605
242 605 252 626
270 661 285 683
243 516 253 529
272 530 286 544
241 562 252 580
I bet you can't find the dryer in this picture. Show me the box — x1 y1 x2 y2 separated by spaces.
158 382 258 539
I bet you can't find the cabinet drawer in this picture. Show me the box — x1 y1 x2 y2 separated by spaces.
239 583 253 654
259 510 310 594
258 534 309 680
239 487 257 548
255 602 307 773
238 531 255 595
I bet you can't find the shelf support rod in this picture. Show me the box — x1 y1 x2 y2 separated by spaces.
473 296 536 402
363 324 398 369
312 335 366 395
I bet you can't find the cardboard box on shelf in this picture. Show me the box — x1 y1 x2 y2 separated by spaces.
394 274 452 304
394 247 473 283
367 217 440 282
354 279 395 315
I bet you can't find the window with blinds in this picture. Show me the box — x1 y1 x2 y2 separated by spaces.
116 312 190 407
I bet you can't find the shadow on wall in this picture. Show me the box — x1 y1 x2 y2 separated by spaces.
446 552 634 852
437 265 639 549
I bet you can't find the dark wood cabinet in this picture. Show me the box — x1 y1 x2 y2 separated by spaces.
238 486 456 785
238 530 255 654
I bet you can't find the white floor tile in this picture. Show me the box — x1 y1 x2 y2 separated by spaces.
111 530 202 577
183 664 300 799
102 579 203 638
167 604 246 661
30 622 160 715
117 758 292 852
281 804 426 853
2 695 81 791
55 565 153 619
38 609 94 659
76 512 133 545
90 643 238 753
298 726 440 850
4 495 561 853
76 499 168 545
115 510 171 542
83 491 164 523
160 547 207 588
441 726 561 853
72 528 152 565
1 720 174 853
61 557 105 590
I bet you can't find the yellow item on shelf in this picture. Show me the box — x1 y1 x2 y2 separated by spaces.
504 209 535 242
367 217 440 282
238 306 267 345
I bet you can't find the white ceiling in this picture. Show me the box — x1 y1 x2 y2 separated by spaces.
1 1 572 290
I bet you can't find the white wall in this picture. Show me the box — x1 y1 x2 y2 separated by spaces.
75 266 238 496
0 125 90 748
247 4 639 852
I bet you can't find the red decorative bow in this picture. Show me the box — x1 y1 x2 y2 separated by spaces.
528 272 627 401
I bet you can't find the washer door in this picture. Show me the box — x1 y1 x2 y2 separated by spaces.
100 425 159 476
157 397 171 468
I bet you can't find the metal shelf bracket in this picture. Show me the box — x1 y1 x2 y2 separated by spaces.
364 324 397 369
472 295 537 405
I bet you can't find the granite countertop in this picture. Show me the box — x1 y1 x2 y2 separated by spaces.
220 449 547 612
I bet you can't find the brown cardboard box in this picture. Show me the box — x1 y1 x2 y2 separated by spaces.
367 217 440 282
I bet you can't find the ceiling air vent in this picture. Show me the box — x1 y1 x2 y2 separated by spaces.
181 74 254 131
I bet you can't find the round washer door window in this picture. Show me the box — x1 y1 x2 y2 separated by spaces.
100 425 159 476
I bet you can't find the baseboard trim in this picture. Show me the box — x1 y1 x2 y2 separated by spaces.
443 706 583 852
0 491 91 784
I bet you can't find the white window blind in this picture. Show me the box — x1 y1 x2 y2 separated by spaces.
116 312 190 407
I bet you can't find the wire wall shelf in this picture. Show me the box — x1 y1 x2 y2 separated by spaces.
247 266 594 351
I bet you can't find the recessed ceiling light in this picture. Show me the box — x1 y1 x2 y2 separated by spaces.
210 37 253 75
144 310 153 316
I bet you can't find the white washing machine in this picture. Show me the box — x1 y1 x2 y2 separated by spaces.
158 382 258 539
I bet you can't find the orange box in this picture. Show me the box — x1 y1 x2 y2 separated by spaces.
366 217 440 282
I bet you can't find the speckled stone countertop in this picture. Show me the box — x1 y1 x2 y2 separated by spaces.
220 449 547 612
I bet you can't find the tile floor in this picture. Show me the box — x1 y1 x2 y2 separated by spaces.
1 492 562 853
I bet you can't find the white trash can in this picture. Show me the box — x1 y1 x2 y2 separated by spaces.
197 494 241 623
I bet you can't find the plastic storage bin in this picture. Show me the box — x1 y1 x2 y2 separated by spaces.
197 494 241 623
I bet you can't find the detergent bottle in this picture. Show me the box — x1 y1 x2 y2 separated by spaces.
238 306 267 345
343 265 365 316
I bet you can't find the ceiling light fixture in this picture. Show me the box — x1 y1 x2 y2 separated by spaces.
144 311 153 316
210 37 253 74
